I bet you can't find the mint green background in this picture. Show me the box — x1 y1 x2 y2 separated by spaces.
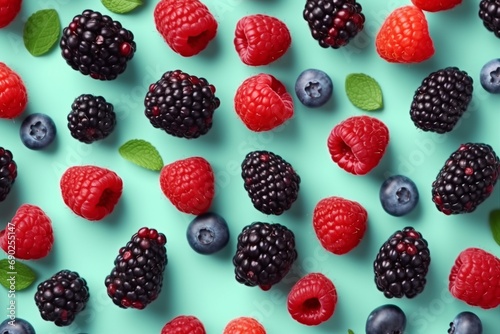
1 0 500 333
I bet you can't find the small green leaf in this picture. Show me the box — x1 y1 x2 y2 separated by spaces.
119 139 164 171
0 259 36 291
345 73 383 111
102 0 143 14
489 209 500 246
23 9 61 57
348 330 355 334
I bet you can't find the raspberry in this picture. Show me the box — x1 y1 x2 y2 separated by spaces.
159 157 214 215
287 273 337 326
0 0 21 28
161 315 206 334
234 73 294 132
313 196 368 255
375 5 434 63
0 204 53 260
449 247 500 309
0 62 28 119
223 317 266 334
154 0 217 57
411 0 462 12
234 14 291 66
60 165 123 221
327 115 389 175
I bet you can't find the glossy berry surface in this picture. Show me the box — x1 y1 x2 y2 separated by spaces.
295 69 333 108
365 304 406 334
480 58 500 93
448 311 482 334
379 175 419 216
19 113 57 150
0 62 28 119
161 315 206 334
187 212 229 255
223 317 266 334
0 0 22 28
0 318 36 334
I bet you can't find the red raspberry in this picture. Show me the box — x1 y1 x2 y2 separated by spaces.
313 196 367 255
0 0 21 28
0 204 54 260
159 157 214 215
234 14 291 66
60 165 123 221
327 115 389 175
161 315 206 334
412 0 461 12
0 62 28 119
234 73 293 132
287 272 337 326
449 247 500 309
223 317 266 334
154 0 218 57
375 5 434 63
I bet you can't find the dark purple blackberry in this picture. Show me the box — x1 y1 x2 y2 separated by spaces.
373 226 430 299
34 270 89 326
0 147 16 202
232 222 297 290
410 67 473 134
241 150 301 215
105 227 167 310
303 0 365 48
68 94 116 144
144 70 220 139
60 9 136 80
479 0 500 38
432 143 500 215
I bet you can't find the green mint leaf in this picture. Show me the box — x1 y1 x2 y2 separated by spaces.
489 209 500 246
102 0 143 14
23 9 60 57
345 73 383 111
0 259 36 291
348 330 355 334
119 139 163 171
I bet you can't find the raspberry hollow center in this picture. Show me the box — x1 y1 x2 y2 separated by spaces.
302 297 321 311
187 30 211 50
97 188 115 208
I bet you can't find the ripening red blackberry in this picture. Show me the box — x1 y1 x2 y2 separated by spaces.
374 227 431 298
144 70 220 139
479 0 500 38
303 0 365 48
60 9 136 80
432 143 500 215
0 147 16 202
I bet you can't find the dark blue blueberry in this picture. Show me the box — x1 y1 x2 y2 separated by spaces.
448 311 482 334
379 175 419 217
19 113 56 150
294 69 333 107
0 318 36 334
186 212 229 255
480 58 500 94
366 304 406 334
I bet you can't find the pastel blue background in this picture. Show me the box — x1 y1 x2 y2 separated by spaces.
1 0 500 333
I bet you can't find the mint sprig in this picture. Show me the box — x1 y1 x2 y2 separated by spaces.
489 209 500 246
102 0 143 14
23 9 60 57
345 73 383 111
0 259 36 291
119 139 164 171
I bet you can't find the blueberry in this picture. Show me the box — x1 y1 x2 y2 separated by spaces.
480 58 500 94
379 175 419 217
295 69 333 107
448 311 482 334
0 318 36 334
186 212 229 254
19 113 56 150
365 304 406 334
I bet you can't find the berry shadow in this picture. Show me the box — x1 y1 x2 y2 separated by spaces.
198 34 222 61
267 43 295 71
146 261 174 316
348 217 375 261
369 141 396 182
0 186 20 223
286 193 309 222
448 110 481 145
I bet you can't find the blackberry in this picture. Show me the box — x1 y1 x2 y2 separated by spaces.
241 150 301 215
303 0 365 48
68 94 116 143
105 227 167 309
34 270 89 326
373 226 430 299
432 143 500 215
479 0 500 38
60 9 136 80
410 67 473 133
232 222 298 290
0 147 16 202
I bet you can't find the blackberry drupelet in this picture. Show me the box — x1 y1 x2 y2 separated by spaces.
374 227 430 299
105 227 167 310
479 0 500 38
68 94 116 144
144 70 220 139
34 270 89 326
233 222 298 290
241 150 301 215
303 0 365 48
432 143 500 215
0 147 16 202
60 9 136 80
410 67 473 133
